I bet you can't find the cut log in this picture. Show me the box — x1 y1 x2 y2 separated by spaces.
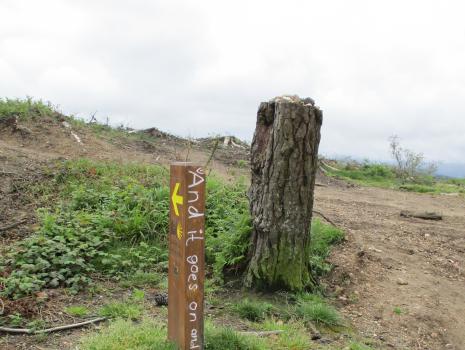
400 210 442 221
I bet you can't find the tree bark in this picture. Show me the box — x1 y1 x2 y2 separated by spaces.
245 96 323 291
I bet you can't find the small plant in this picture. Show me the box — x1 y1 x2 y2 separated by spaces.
99 302 143 320
233 298 273 322
393 307 403 315
7 313 24 327
131 289 145 302
65 306 90 317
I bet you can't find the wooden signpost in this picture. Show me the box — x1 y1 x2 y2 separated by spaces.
168 163 206 350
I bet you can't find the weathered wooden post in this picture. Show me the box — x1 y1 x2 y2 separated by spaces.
168 163 206 349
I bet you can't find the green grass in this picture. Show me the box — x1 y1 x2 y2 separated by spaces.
119 271 162 288
309 219 345 278
204 322 268 350
259 318 312 349
80 319 176 350
324 161 465 194
348 342 375 350
233 298 273 322
393 307 403 315
98 302 143 320
81 319 267 350
296 293 341 327
65 305 89 317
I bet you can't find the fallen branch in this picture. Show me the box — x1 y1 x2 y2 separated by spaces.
239 330 283 337
0 219 27 232
400 210 442 221
314 182 327 187
313 210 337 226
0 317 107 334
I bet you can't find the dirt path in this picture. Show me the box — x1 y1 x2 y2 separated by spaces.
316 184 465 350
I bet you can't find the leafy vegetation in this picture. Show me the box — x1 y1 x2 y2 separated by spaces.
0 97 57 121
0 157 344 299
0 160 257 299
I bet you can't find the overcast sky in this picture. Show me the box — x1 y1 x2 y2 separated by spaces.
1 0 464 166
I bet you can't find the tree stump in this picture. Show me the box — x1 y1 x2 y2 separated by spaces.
245 96 323 291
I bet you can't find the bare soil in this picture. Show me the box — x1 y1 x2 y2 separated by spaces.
1 118 464 349
317 182 465 350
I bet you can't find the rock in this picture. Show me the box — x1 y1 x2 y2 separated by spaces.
397 278 409 285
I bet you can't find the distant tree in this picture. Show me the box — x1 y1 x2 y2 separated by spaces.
389 135 437 180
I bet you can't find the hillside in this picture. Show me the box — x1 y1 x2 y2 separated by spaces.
1 103 464 350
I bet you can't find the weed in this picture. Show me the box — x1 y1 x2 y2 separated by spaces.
65 306 90 317
393 307 403 315
233 298 273 322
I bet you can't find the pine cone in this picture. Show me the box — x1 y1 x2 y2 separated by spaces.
154 292 168 306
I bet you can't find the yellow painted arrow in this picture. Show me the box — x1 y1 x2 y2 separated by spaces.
171 182 183 217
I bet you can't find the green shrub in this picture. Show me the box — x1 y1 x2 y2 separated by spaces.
0 97 57 120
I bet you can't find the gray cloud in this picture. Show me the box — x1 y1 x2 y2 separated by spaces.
1 0 464 164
